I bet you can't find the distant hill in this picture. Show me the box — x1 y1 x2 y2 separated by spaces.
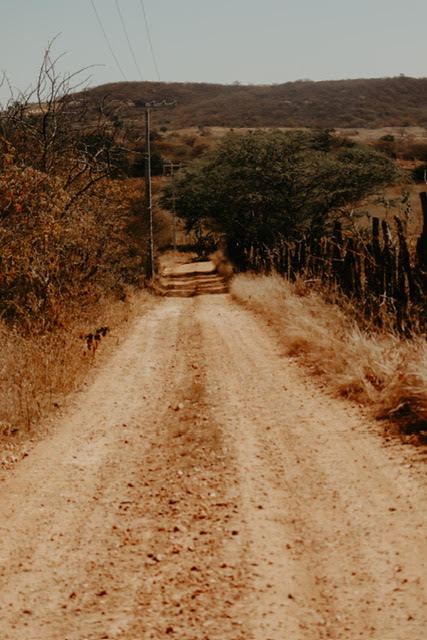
80 76 427 129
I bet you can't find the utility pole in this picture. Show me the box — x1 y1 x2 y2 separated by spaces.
144 100 176 279
163 161 182 251
144 105 153 279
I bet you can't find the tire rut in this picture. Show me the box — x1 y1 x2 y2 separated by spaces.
0 280 425 640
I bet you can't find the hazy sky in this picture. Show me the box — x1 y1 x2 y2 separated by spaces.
1 0 426 104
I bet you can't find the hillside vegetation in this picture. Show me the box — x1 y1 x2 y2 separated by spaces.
81 76 427 129
0 49 153 435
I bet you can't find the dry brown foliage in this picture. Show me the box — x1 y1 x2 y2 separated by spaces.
0 291 152 438
231 274 427 438
0 49 158 446
0 160 152 438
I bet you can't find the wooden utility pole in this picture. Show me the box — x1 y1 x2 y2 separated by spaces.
144 105 154 279
144 100 176 279
417 191 427 273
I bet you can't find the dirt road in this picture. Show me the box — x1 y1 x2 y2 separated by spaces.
0 268 425 639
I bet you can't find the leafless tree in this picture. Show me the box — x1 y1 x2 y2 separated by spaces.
0 40 126 209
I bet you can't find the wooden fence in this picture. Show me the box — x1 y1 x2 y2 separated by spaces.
243 193 427 335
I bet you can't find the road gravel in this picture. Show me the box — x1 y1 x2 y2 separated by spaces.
0 266 425 639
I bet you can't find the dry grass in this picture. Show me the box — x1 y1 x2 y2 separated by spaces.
231 274 427 437
0 290 153 439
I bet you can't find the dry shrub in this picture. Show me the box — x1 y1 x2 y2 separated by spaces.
0 156 147 330
210 248 234 280
0 290 151 437
231 273 427 435
0 61 155 444
0 143 152 442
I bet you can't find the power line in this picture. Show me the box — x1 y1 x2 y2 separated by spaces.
115 0 144 81
89 0 128 82
144 100 176 278
138 0 161 81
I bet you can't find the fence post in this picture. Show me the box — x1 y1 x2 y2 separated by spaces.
417 192 427 273
332 221 344 287
395 217 417 302
342 237 356 296
372 217 384 298
382 219 397 303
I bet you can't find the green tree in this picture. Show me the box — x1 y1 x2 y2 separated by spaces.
161 129 400 265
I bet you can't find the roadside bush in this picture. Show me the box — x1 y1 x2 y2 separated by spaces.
161 129 401 266
0 148 145 330
0 44 151 440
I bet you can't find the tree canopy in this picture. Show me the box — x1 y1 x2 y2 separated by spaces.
161 129 400 264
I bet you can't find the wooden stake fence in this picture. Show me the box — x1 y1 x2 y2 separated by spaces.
242 193 427 335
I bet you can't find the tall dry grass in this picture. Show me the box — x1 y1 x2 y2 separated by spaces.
0 291 152 439
231 274 427 437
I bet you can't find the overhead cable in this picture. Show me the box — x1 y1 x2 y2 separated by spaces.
138 0 161 81
90 0 128 81
115 0 144 81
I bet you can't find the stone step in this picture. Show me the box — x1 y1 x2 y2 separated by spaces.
162 269 218 279
163 286 228 297
158 262 229 297
161 277 225 290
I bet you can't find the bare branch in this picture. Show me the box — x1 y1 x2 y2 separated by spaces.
1 39 125 201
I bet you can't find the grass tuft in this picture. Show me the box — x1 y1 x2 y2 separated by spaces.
231 273 427 438
0 291 151 439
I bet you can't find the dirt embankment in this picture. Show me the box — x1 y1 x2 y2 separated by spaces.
0 269 425 639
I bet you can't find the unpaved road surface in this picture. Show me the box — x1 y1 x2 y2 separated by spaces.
0 266 426 639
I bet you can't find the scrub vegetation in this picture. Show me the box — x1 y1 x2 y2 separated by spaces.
81 76 427 129
0 47 154 435
231 274 427 439
1 50 425 439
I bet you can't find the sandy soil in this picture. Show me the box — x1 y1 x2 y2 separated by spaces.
0 265 425 639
